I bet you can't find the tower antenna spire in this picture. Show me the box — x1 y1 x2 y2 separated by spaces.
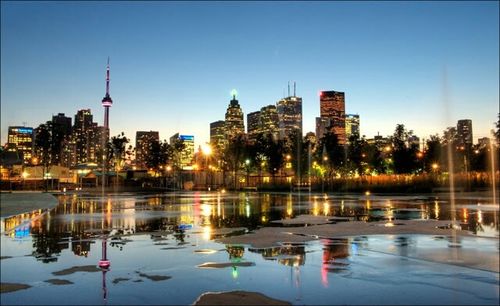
106 57 110 96
287 81 290 97
294 81 296 97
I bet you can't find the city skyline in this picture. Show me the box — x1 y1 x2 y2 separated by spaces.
1 1 499 147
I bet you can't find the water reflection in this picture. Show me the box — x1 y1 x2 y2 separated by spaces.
1 192 499 264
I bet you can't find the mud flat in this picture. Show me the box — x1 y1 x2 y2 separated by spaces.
218 219 477 248
52 265 101 275
193 291 291 305
0 283 31 293
0 192 58 218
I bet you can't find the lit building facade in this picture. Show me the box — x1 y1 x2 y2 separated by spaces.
179 135 195 169
7 126 34 164
277 96 302 140
135 131 159 169
319 90 346 145
225 92 245 140
315 117 331 141
72 109 97 165
345 114 360 142
457 119 473 147
51 113 72 165
260 105 279 140
246 111 261 142
210 120 226 152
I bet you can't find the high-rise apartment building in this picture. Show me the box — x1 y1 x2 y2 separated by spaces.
457 119 473 147
225 92 245 140
345 114 360 142
73 109 94 164
135 131 159 169
71 109 105 165
277 93 302 140
7 126 34 164
51 113 72 165
319 90 346 145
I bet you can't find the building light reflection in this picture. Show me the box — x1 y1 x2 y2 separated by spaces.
202 226 211 241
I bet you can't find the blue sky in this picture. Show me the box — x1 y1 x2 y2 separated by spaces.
1 1 498 147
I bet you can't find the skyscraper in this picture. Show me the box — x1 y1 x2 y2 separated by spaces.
7 126 33 164
277 83 302 140
73 109 95 164
457 119 473 147
247 105 279 143
260 105 279 140
51 113 72 165
210 120 226 152
319 90 346 145
225 91 245 140
135 131 159 169
246 111 261 142
180 135 195 169
345 114 360 142
315 117 331 141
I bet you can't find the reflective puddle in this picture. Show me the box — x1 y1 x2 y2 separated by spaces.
1 192 498 305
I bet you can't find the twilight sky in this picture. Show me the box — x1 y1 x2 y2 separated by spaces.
1 1 499 148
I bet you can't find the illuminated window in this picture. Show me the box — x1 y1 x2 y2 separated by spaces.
285 162 292 169
286 177 292 183
263 177 270 183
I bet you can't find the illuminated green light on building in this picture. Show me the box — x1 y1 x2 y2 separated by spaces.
231 89 238 98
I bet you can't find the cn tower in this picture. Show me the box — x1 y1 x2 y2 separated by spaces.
102 57 113 132
101 58 112 188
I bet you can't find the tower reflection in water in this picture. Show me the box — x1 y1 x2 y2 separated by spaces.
321 238 350 287
98 236 110 301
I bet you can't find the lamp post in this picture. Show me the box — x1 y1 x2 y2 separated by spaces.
245 159 250 187
22 171 28 190
202 144 212 190
322 156 328 194
31 157 39 190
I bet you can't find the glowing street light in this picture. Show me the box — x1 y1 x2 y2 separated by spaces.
202 143 212 190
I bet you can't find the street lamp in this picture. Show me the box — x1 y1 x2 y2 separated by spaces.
245 159 250 187
22 171 29 190
202 144 212 190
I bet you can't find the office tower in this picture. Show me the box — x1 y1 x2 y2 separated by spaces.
180 135 195 169
457 119 473 147
478 137 490 148
7 126 34 164
319 90 346 145
277 82 302 140
315 117 331 141
260 105 279 140
51 113 72 165
247 111 261 142
210 120 226 152
345 114 360 142
247 105 279 143
135 131 159 169
225 91 245 140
